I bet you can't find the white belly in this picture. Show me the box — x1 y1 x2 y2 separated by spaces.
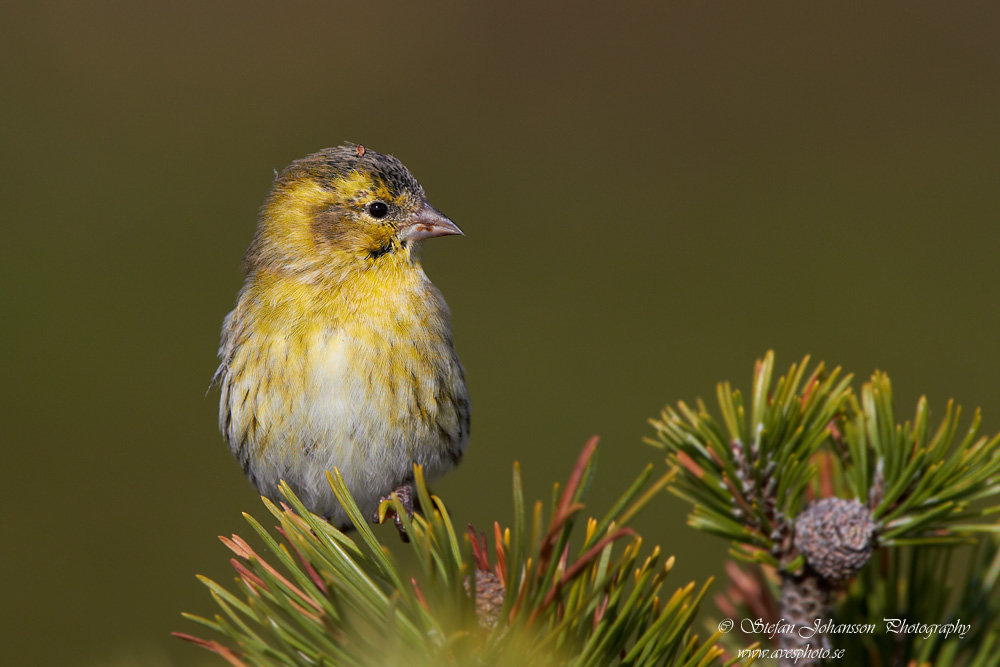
233 325 468 528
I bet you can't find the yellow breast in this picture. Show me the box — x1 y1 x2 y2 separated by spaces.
217 254 469 523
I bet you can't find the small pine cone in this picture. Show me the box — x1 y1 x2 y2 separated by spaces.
465 570 505 628
794 498 876 581
780 570 830 662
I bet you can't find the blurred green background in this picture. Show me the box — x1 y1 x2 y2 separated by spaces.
2 1 999 664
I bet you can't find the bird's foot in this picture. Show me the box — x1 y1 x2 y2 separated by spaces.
373 483 414 542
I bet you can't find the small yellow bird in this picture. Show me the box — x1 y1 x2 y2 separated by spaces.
214 144 469 536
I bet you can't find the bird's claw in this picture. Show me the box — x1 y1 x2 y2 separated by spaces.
373 483 414 542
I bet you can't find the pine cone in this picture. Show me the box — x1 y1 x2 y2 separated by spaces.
794 498 876 581
465 570 505 628
780 570 830 663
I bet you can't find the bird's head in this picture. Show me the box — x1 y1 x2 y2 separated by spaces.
246 144 462 277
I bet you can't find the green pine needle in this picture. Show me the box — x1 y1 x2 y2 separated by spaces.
178 439 723 667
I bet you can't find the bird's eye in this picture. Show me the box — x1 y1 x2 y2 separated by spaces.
368 201 389 219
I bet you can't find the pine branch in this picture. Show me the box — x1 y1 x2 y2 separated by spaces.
177 439 734 667
649 351 1000 666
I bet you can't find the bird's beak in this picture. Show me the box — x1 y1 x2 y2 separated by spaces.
399 204 464 242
